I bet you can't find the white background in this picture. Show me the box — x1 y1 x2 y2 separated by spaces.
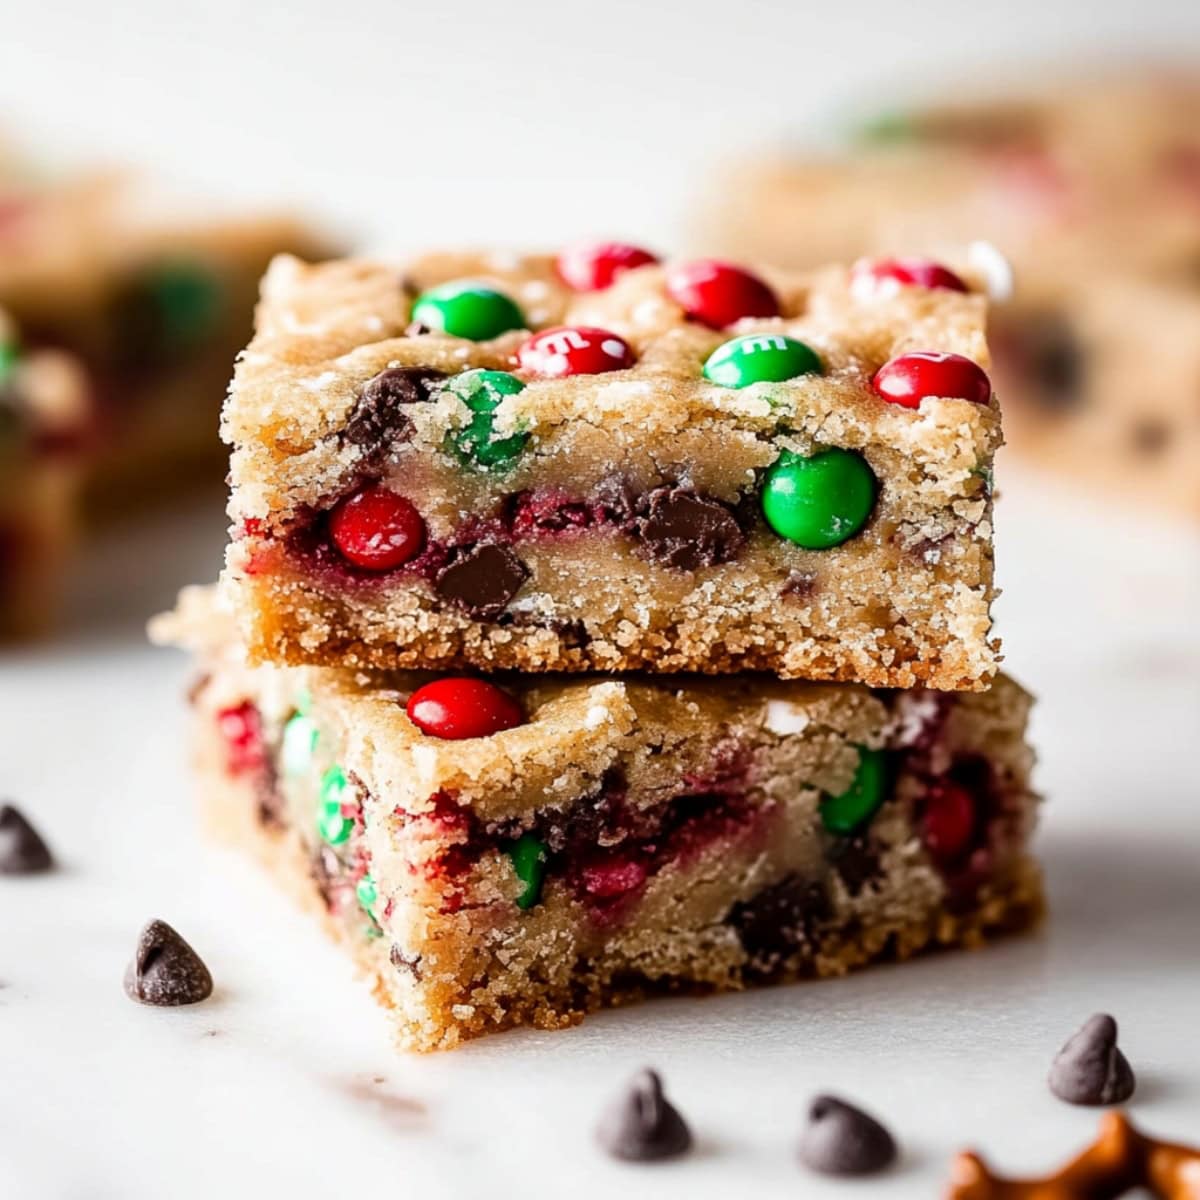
2 3 1200 1197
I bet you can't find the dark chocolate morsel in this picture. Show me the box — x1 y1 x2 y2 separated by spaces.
123 919 213 1007
435 542 529 620
1048 1013 1136 1106
728 873 831 972
0 803 54 874
634 485 744 571
797 1094 897 1176
829 834 882 897
596 1068 693 1162
341 366 446 453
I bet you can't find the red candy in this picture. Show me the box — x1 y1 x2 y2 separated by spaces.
850 257 968 297
921 780 977 863
329 486 425 571
406 678 525 740
517 325 635 378
555 241 659 292
664 259 780 328
579 854 649 900
216 702 265 776
871 351 992 409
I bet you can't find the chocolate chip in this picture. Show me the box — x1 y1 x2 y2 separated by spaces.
596 1069 693 1162
1048 1013 1136 1106
0 804 54 874
592 474 639 525
798 1095 897 1176
341 366 445 454
435 542 529 620
728 873 832 973
123 920 213 1006
829 834 882 897
634 485 744 571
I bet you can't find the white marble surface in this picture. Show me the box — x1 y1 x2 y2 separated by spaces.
2 466 1198 1200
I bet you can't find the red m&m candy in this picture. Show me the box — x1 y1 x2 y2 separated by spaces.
555 241 659 292
665 259 780 328
921 779 977 864
850 257 968 298
517 325 635 378
329 485 425 570
871 352 992 409
406 678 525 740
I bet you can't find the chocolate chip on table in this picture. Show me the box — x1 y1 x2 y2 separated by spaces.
634 485 744 571
797 1094 897 1176
0 803 54 874
596 1068 693 1162
435 542 529 620
1048 1013 1136 1106
123 920 213 1007
341 366 446 453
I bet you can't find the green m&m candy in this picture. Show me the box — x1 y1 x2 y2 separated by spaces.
508 833 548 910
282 711 319 777
356 873 378 915
761 448 877 549
122 261 224 359
819 747 888 835
0 341 18 386
410 281 525 341
317 764 354 845
703 333 822 389
447 369 528 468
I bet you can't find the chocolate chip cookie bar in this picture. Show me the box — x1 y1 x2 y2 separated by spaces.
221 246 1001 689
154 586 1042 1052
698 71 1200 518
0 167 333 513
0 311 90 637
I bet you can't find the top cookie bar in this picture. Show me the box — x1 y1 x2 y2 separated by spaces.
221 245 1001 689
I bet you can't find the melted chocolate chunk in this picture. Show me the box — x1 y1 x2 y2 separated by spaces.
123 920 214 1006
1049 1013 1136 1106
633 485 744 571
591 474 639 525
595 1069 693 1162
798 1095 898 1176
435 542 529 620
341 366 445 455
0 803 54 874
828 834 882 897
728 873 832 973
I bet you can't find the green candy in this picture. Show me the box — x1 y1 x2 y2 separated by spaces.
703 333 822 389
852 110 916 146
508 833 548 910
356 873 378 915
0 342 18 386
761 448 877 549
282 712 319 777
137 261 224 350
410 281 525 341
820 747 888 835
317 764 354 845
447 368 528 468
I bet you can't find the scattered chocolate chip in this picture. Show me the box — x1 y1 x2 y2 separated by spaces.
435 542 529 620
596 1068 693 1162
0 803 54 874
1048 1013 1136 1106
341 366 446 454
798 1095 897 1176
123 920 213 1006
1130 418 1171 456
728 873 832 973
634 485 744 571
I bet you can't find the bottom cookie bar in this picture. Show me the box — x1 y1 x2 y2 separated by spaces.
156 587 1043 1052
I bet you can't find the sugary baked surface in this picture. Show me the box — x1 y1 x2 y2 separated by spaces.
158 587 1042 1051
221 251 1000 688
696 73 1200 519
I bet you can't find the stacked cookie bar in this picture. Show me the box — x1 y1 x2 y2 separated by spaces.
0 162 332 636
157 244 1042 1050
698 72 1200 518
